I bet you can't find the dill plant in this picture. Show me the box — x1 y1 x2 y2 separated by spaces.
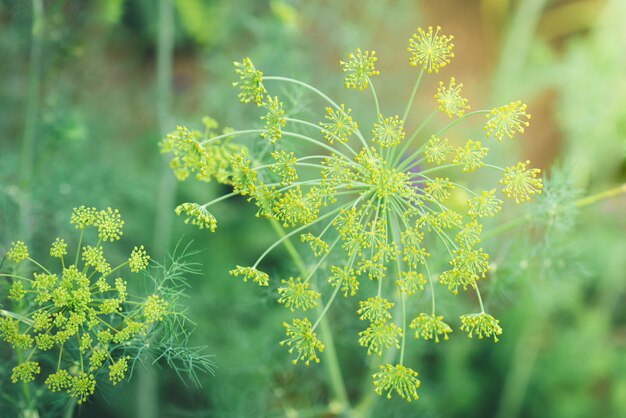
160 26 543 402
0 207 213 413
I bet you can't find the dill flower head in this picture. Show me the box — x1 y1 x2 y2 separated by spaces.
50 238 67 258
434 77 470 118
277 277 320 311
129 245 150 272
229 265 270 286
409 313 452 342
396 270 426 295
96 207 124 242
70 205 97 229
233 57 267 105
320 104 358 144
357 296 394 322
453 139 489 173
280 318 325 365
500 160 543 203
358 321 402 356
372 115 406 148
300 233 329 256
340 48 379 90
1 208 210 405
7 241 29 263
484 100 531 141
260 96 286 143
271 150 298 186
175 202 218 231
467 189 503 218
459 312 503 342
373 363 420 402
424 136 452 165
161 27 545 402
408 26 454 73
328 265 359 297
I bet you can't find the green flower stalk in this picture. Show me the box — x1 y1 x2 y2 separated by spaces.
1 208 213 407
161 26 543 402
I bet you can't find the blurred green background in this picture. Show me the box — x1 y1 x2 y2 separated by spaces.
1 0 625 417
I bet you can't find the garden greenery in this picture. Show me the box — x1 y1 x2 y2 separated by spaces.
160 26 543 402
0 207 213 407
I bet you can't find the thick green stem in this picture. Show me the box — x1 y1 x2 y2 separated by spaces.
484 183 626 239
269 220 351 414
139 0 175 417
63 398 77 418
495 315 543 418
19 0 44 244
491 0 549 99
575 183 626 207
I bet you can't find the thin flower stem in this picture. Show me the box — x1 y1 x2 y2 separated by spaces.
378 200 389 297
204 127 355 162
484 163 505 172
393 110 436 166
264 76 371 153
27 257 53 275
303 238 340 283
390 208 407 365
101 261 129 280
75 229 84 266
398 110 489 170
0 309 34 325
474 283 486 313
482 216 530 240
199 129 262 145
407 162 456 175
412 171 480 199
368 77 381 116
283 131 353 161
433 110 490 137
252 205 348 269
265 76 341 110
452 181 480 197
200 192 238 208
285 118 359 157
0 273 34 282
57 344 64 370
311 282 342 332
399 292 406 365
402 69 424 123
424 262 436 315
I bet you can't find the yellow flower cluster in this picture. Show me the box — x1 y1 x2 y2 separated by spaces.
1 208 169 405
161 26 544 402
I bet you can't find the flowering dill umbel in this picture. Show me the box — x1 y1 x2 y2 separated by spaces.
1 208 213 406
161 26 542 402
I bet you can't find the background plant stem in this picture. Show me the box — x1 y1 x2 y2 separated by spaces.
269 220 351 415
18 0 44 248
137 0 176 417
16 2 44 415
